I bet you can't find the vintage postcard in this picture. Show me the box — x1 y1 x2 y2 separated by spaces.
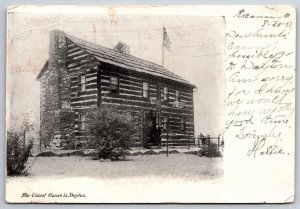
6 5 295 203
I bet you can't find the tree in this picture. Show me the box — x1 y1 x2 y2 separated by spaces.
20 112 33 145
85 106 135 160
7 113 34 176
7 132 33 176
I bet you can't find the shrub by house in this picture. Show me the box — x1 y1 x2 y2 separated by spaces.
85 107 135 160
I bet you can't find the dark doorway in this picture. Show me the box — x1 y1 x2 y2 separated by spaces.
144 112 156 147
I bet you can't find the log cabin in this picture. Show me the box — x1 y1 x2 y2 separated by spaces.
36 30 196 148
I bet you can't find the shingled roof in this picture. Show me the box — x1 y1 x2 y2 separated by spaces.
37 33 196 88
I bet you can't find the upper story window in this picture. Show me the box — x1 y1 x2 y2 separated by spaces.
162 86 168 102
110 75 119 94
175 90 180 102
142 82 149 98
180 116 186 131
79 75 86 92
78 113 86 131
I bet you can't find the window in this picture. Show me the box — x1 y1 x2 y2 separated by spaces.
175 90 180 102
162 115 169 131
142 82 149 98
110 75 119 93
78 113 86 131
79 75 86 92
180 117 186 131
162 86 168 101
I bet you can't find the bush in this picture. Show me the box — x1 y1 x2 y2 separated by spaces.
36 151 57 157
7 132 33 176
199 141 223 157
85 107 135 161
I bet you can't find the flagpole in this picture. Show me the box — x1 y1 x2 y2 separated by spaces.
162 23 165 66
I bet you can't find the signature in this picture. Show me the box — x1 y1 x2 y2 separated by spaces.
247 138 284 158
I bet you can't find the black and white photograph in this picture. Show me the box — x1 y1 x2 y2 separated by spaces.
5 5 295 203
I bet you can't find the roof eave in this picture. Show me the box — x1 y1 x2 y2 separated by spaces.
36 61 49 80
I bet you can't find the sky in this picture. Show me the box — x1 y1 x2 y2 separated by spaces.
7 8 225 137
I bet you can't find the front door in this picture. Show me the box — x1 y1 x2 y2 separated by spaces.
144 112 156 147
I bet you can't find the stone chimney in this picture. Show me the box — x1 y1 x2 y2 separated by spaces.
113 41 130 55
47 30 68 111
41 30 75 149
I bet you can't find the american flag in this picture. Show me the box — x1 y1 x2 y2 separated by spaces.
163 27 171 51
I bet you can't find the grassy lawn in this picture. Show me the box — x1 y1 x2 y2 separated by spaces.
23 154 223 180
6 154 223 203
